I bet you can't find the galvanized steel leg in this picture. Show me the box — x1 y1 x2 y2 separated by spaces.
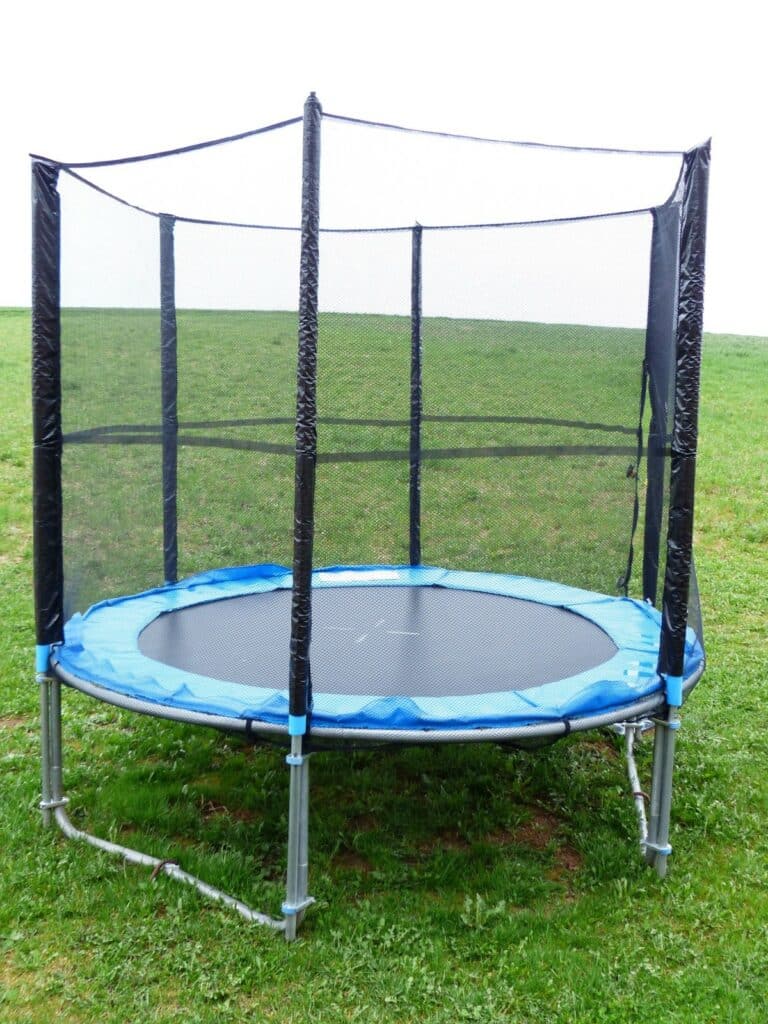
49 677 64 807
298 749 310 920
644 723 666 865
621 722 649 848
37 669 289 931
38 672 68 824
644 713 679 877
283 736 313 941
38 673 53 827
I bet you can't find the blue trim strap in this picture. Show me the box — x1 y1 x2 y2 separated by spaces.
281 896 315 917
288 714 307 737
35 644 51 673
665 675 683 707
644 841 672 856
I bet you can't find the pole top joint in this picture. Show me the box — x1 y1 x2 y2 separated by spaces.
305 92 322 114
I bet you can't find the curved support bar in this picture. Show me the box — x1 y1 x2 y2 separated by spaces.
619 709 680 878
622 724 650 848
51 804 286 931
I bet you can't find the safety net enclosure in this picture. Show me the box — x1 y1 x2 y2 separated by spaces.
32 94 709 937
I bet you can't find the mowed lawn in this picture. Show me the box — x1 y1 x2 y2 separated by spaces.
1 307 767 1023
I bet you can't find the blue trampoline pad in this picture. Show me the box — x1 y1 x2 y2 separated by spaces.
53 565 704 734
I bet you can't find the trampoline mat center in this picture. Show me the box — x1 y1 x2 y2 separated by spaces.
138 585 617 697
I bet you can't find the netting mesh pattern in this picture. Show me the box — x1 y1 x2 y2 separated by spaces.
60 175 163 615
57 224 655 607
52 106 699 673
419 325 646 592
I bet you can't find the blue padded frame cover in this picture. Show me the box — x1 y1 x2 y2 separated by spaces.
54 565 704 732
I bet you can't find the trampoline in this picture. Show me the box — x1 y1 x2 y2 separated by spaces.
53 564 704 741
31 94 710 938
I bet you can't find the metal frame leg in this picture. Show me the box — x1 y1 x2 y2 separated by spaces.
644 712 679 877
38 673 53 827
617 712 679 877
49 676 65 810
644 721 666 865
620 722 650 848
36 668 311 934
283 736 313 942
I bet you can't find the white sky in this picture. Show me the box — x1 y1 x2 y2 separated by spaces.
2 0 766 335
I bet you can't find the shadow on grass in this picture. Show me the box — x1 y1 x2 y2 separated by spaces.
58 697 654 928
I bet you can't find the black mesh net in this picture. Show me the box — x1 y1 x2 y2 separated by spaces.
52 106 703 709
314 231 412 566
418 218 651 594
173 222 300 577
58 146 304 612
60 173 163 615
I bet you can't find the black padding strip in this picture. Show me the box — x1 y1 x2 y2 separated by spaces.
658 143 710 678
409 224 423 566
289 93 322 720
31 160 64 645
159 215 179 583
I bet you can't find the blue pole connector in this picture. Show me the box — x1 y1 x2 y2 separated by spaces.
288 714 307 737
665 674 683 708
35 644 51 674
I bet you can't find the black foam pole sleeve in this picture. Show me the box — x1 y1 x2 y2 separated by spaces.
642 199 682 605
32 160 64 645
409 225 423 566
289 93 322 720
658 143 710 677
160 214 179 584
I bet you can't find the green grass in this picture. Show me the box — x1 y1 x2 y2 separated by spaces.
2 309 767 1023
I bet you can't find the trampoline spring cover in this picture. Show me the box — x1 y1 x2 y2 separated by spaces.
54 564 703 732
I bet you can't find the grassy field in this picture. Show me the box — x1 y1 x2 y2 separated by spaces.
1 308 767 1023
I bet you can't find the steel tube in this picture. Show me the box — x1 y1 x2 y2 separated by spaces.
52 805 284 928
409 224 423 565
38 674 52 826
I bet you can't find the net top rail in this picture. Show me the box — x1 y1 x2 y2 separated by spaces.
30 106 689 169
29 101 698 232
44 164 665 233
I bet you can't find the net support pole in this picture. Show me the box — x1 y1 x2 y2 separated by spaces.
32 160 64 650
645 718 678 876
409 224 423 566
647 142 710 877
159 214 179 584
284 91 322 939
642 198 683 606
289 91 321 731
32 159 63 830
